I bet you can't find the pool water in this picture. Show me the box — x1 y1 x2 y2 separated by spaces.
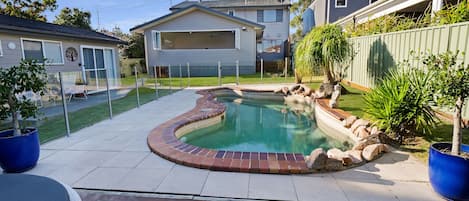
180 96 351 155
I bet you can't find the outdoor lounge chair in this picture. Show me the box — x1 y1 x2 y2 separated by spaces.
15 91 43 107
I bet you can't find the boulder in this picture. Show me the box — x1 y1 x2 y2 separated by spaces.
350 119 370 134
273 88 283 94
357 127 371 139
352 137 379 151
345 150 363 164
303 86 312 97
289 84 301 93
327 148 353 166
306 148 328 170
343 116 358 128
325 158 344 171
362 144 387 161
329 84 342 108
370 126 380 135
281 87 290 96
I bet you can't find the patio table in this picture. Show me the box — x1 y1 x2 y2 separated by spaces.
0 174 70 201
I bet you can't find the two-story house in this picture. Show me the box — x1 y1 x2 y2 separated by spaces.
130 0 290 76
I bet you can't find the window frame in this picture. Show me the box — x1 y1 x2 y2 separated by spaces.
153 29 239 51
151 30 161 50
335 0 347 8
263 9 278 23
0 40 3 57
20 38 64 65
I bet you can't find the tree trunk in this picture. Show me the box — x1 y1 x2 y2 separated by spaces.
451 97 463 155
12 111 21 136
323 64 334 84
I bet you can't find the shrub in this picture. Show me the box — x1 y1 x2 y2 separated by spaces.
364 68 438 143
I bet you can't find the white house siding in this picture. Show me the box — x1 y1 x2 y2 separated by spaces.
144 10 258 76
0 32 120 74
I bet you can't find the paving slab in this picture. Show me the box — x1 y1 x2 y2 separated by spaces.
101 152 149 168
248 174 297 201
74 167 131 190
336 178 398 201
201 172 249 199
113 168 172 192
156 165 209 195
293 175 348 201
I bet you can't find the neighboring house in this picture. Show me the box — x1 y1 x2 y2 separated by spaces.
131 0 291 76
0 14 125 91
334 0 459 28
302 0 377 34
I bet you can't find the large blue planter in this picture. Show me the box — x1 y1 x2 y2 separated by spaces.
0 128 40 173
429 142 469 201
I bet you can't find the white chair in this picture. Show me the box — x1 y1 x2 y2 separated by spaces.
15 91 43 107
62 73 88 102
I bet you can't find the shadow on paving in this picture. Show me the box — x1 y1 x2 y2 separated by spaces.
78 190 194 201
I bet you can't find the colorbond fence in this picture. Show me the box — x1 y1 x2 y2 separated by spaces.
345 21 469 119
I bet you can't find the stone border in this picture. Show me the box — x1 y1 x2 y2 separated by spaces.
147 88 310 174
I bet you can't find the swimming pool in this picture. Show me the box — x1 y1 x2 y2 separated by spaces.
180 96 351 155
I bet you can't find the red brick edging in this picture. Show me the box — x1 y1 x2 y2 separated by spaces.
147 88 310 174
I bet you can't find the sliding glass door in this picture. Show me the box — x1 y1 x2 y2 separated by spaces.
82 47 117 91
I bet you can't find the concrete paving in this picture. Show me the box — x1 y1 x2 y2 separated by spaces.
24 87 442 201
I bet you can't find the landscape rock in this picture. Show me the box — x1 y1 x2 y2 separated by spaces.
273 88 283 94
325 158 344 170
370 126 380 135
362 144 387 161
343 116 358 128
357 127 371 139
329 84 342 108
345 150 363 164
289 84 301 92
303 86 312 97
352 137 379 151
306 148 328 170
281 87 290 96
350 119 371 134
327 148 353 166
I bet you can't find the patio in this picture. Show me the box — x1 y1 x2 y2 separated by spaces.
19 87 441 201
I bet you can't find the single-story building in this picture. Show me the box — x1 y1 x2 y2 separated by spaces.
130 4 265 76
0 14 125 91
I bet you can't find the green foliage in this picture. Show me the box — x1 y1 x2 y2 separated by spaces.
423 51 469 107
290 0 313 42
364 69 438 143
294 24 352 83
0 60 47 135
0 0 57 21
346 2 469 37
53 7 91 29
124 33 145 58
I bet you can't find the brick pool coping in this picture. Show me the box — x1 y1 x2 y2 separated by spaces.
147 88 310 174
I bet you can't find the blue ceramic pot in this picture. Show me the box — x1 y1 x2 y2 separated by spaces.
429 142 469 201
0 128 40 173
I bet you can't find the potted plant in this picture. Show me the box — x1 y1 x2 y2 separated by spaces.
425 51 469 200
0 60 47 173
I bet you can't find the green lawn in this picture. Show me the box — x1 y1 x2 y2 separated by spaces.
38 88 174 143
121 73 324 87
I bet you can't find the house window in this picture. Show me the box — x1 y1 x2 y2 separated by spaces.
257 9 283 23
159 31 237 50
152 31 161 50
257 40 283 53
228 9 235 16
369 0 378 4
0 40 3 56
22 39 63 64
336 0 347 8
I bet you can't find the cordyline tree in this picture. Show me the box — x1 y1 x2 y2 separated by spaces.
0 60 47 136
294 24 352 86
54 7 91 29
424 51 469 155
0 0 57 21
290 0 313 42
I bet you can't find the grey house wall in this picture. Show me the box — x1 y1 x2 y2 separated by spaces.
144 10 257 76
306 0 369 27
0 32 120 74
210 7 290 61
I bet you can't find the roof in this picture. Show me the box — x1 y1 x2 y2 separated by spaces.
0 14 125 44
130 4 265 32
170 0 291 10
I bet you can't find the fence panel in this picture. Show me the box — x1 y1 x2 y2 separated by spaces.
346 21 469 119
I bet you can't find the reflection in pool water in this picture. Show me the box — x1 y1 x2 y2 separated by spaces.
181 96 351 155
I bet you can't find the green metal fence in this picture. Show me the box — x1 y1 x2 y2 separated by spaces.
345 21 469 119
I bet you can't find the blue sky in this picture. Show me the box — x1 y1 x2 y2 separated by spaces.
46 0 186 32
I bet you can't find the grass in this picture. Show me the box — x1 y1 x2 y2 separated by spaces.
121 73 324 87
37 88 174 143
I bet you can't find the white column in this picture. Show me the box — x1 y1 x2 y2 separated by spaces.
432 0 443 14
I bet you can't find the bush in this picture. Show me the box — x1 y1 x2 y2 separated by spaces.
364 68 438 143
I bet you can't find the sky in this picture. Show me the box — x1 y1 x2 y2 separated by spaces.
45 0 186 33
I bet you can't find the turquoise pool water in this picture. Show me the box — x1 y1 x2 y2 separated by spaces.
180 96 351 155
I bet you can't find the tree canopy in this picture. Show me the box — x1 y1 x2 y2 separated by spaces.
0 0 57 21
290 0 313 42
54 7 91 29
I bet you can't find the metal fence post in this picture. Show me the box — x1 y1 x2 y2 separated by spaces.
134 66 140 108
168 64 173 92
105 69 113 119
58 72 70 137
179 64 182 89
284 57 288 81
187 62 190 88
154 66 159 98
218 61 222 86
260 58 264 80
236 60 239 85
